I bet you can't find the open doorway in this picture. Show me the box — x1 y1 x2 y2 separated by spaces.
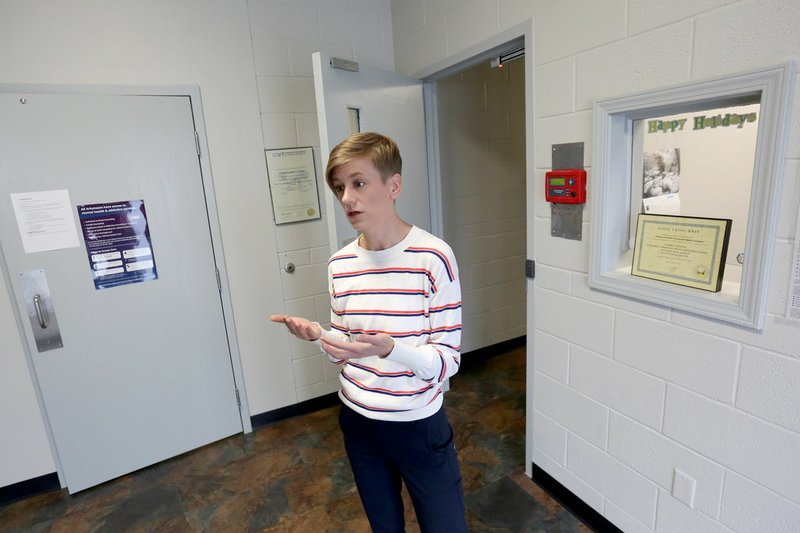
434 51 527 354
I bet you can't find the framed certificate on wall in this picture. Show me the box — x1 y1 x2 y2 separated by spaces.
265 147 321 224
631 214 732 292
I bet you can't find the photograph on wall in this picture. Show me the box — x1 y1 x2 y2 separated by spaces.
77 200 158 290
642 148 682 216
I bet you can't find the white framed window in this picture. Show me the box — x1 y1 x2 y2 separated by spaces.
589 63 795 329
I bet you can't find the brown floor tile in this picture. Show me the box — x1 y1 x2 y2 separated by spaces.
0 342 589 532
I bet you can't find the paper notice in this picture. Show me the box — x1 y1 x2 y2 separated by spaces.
10 190 80 253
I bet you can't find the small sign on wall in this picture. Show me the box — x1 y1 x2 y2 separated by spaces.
265 147 321 224
77 200 158 290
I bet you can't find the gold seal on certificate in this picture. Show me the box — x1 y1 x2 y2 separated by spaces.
631 214 732 292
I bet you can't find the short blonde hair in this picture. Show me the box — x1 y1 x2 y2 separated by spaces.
325 132 402 189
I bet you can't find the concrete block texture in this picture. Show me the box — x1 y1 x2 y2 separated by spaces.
391 0 425 41
604 501 654 533
608 412 724 517
670 310 800 359
533 217 589 273
569 273 672 322
445 0 500 57
628 0 740 35
533 449 605 512
533 263 571 293
292 355 324 388
736 347 800 433
656 491 734 533
532 0 627 65
786 77 800 160
318 7 386 46
766 240 794 316
692 0 800 79
532 410 567 465
533 111 593 169
533 331 570 384
575 21 693 111
248 0 319 40
570 347 666 430
535 57 574 118
614 312 739 402
535 288 614 356
663 385 800 502
720 471 800 533
567 434 658 528
774 160 800 240
534 372 608 449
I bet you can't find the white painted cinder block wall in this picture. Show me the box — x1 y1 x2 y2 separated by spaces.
392 0 800 532
437 60 527 353
247 0 396 402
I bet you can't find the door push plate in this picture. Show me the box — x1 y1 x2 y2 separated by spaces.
18 269 64 352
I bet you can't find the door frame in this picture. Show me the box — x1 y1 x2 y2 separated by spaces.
412 19 537 476
0 83 252 487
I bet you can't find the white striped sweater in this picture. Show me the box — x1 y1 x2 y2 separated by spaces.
320 225 462 422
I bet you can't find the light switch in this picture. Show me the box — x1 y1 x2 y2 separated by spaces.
672 468 697 508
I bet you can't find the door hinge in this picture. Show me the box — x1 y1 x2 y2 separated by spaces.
215 268 222 293
525 259 535 279
194 131 201 157
235 388 241 408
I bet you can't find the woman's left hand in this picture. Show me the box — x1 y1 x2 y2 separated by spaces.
321 333 395 360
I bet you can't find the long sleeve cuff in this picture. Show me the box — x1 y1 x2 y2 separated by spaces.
386 339 434 376
310 322 337 346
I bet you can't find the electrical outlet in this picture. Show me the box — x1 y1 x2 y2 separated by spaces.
672 468 697 508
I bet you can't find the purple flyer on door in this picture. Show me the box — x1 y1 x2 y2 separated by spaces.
77 200 158 290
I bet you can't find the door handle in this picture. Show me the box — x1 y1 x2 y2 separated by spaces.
19 270 63 352
33 293 48 329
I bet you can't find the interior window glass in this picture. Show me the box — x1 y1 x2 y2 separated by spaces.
628 102 760 291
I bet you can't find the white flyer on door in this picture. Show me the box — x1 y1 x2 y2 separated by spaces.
10 189 80 253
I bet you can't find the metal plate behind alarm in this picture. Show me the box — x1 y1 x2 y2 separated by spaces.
551 142 585 240
18 269 64 352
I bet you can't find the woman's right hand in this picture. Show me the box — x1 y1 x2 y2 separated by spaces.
269 314 322 342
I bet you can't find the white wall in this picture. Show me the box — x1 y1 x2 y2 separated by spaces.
393 0 800 532
437 59 527 352
248 0 394 402
0 0 391 489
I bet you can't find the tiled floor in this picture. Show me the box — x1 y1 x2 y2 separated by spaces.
0 343 591 532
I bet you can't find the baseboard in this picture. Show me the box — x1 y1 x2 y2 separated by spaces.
250 391 340 429
459 335 526 371
0 472 60 507
530 462 623 533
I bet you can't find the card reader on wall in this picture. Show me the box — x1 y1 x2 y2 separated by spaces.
545 169 586 204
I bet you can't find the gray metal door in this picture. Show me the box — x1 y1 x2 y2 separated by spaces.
0 91 242 492
312 52 432 252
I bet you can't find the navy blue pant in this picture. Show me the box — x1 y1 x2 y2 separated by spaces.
339 404 467 533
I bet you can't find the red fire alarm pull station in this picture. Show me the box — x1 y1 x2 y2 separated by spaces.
545 168 586 204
